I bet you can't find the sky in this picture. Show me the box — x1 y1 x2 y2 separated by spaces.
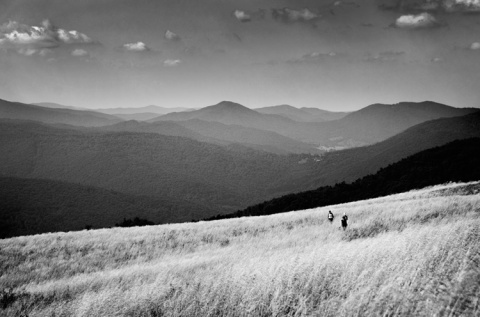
0 0 479 111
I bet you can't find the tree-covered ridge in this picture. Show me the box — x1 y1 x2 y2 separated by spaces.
0 176 214 238
0 120 318 215
206 138 480 220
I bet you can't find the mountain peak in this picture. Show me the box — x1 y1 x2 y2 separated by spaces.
201 101 255 115
212 101 249 109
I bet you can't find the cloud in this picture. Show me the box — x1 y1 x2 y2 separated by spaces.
445 0 480 12
122 41 149 52
378 0 480 13
234 10 251 22
14 47 53 57
395 12 441 28
364 51 406 62
39 48 53 57
233 9 266 22
17 48 38 56
272 8 320 24
165 30 181 41
287 51 344 64
71 48 89 57
470 42 480 50
0 19 95 50
378 0 442 11
163 59 181 67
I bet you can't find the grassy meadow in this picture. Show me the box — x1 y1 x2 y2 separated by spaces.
1 181 480 316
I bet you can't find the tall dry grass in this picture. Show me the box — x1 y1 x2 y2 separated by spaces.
1 182 479 316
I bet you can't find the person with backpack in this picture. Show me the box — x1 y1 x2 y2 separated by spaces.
341 213 348 230
328 210 334 223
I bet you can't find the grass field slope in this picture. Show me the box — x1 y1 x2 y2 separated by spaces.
1 182 479 316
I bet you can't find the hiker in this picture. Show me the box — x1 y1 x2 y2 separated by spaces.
328 210 334 223
341 213 348 230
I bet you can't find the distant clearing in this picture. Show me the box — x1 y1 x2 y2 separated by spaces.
1 182 479 316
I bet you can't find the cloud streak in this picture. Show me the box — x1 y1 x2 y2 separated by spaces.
287 51 345 64
71 48 89 57
163 59 181 67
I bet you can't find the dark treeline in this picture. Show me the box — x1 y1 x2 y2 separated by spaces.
115 217 155 227
206 138 480 221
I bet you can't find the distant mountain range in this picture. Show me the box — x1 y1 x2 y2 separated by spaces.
32 102 192 122
1 110 479 223
255 104 349 122
32 102 82 110
13 99 478 152
152 100 477 148
1 99 122 127
95 105 190 115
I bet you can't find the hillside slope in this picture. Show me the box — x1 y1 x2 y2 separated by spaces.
177 119 318 154
1 99 122 127
0 177 214 239
101 119 318 154
298 101 479 148
95 105 189 115
256 104 348 122
0 120 317 214
306 111 480 188
1 182 479 316
210 138 480 219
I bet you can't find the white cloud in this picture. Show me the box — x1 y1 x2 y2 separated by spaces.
395 13 439 28
71 48 89 57
165 30 181 41
163 59 181 67
445 0 480 12
234 10 251 22
123 41 149 52
0 19 94 50
470 42 480 50
57 29 93 44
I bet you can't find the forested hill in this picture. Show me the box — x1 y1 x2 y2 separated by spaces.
0 99 122 127
0 176 215 238
206 138 480 220
0 120 318 214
